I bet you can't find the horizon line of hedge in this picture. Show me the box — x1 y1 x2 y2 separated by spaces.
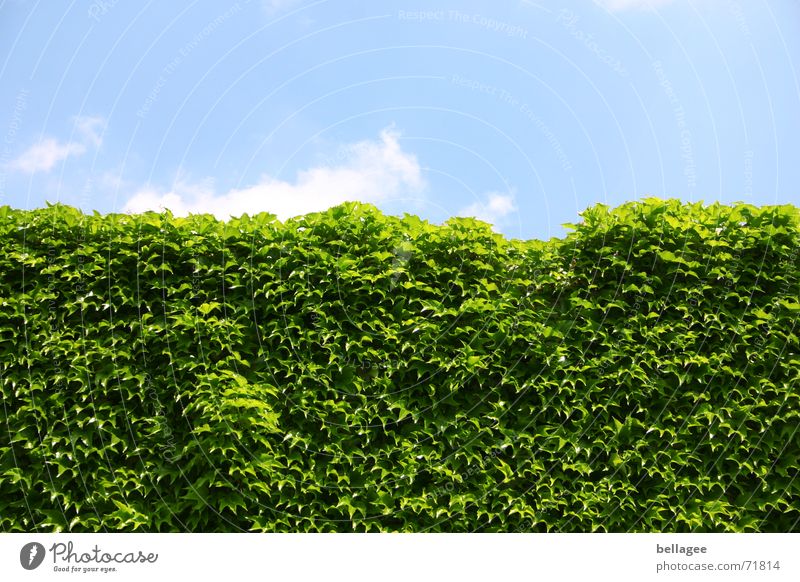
1 198 798 532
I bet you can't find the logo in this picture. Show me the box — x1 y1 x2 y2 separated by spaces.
20 542 46 570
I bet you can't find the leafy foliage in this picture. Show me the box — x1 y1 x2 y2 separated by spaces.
1 198 798 532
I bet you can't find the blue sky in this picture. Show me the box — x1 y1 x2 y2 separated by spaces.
1 0 798 240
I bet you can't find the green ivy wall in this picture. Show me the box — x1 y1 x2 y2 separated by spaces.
0 198 798 531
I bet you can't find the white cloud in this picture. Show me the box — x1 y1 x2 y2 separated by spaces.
8 139 86 174
7 115 105 174
457 191 517 229
123 127 426 220
593 0 677 10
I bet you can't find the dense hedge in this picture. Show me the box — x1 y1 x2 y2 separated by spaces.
0 198 798 532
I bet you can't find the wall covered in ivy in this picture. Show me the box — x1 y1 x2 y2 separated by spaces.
1 198 798 531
